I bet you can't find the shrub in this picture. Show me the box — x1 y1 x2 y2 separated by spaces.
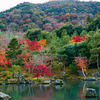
98 68 100 73
13 58 24 65
11 65 21 75
69 62 78 74
2 72 7 76
7 76 11 79
78 77 84 80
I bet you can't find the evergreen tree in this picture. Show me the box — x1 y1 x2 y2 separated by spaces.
6 38 23 65
86 30 100 69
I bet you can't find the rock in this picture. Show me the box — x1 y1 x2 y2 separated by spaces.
93 72 100 77
55 85 64 89
13 74 18 78
55 79 63 85
26 79 34 84
86 88 97 98
0 92 11 99
77 70 83 76
51 78 55 81
18 72 25 84
84 77 96 81
42 78 51 84
60 72 65 75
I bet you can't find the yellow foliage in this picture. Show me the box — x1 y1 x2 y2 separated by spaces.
73 8 76 10
65 13 70 19
38 39 47 47
0 48 6 56
83 69 87 73
69 39 75 44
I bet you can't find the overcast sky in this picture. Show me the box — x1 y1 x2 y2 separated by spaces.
0 0 100 12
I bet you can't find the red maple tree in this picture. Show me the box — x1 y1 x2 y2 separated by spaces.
33 65 53 78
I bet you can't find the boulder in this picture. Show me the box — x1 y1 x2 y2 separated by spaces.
18 72 25 84
86 88 97 98
13 74 18 78
26 79 34 84
60 72 65 75
84 77 96 81
0 92 11 99
92 72 100 77
55 79 63 85
42 78 51 84
55 85 64 89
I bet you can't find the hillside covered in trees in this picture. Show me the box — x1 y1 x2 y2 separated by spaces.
0 1 100 32
0 0 100 81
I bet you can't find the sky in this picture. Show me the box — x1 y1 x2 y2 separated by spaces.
0 0 100 12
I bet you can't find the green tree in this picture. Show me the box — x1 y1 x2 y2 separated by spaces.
47 45 57 73
41 30 51 45
72 31 78 37
80 30 88 37
86 30 100 69
6 38 23 64
52 61 63 72
26 28 42 41
87 15 93 24
11 65 21 75
74 25 83 36
0 23 6 29
61 35 70 46
69 62 78 74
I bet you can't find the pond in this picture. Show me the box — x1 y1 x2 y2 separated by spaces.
0 80 100 100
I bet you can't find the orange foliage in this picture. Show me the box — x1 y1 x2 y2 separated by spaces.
18 52 33 65
74 57 87 73
0 52 7 69
38 39 46 46
38 39 48 49
69 39 75 44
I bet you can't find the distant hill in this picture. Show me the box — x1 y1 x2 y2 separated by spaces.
0 1 100 32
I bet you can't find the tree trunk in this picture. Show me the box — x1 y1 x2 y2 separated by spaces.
63 62 65 72
82 67 86 78
96 47 99 69
97 56 99 69
93 37 99 69
29 67 30 73
31 67 34 78
50 56 52 73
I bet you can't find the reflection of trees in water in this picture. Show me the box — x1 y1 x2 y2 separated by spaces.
0 81 100 100
78 81 100 100
0 84 27 100
33 84 54 100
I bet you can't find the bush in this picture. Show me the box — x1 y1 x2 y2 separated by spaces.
69 62 78 74
2 72 7 76
98 68 100 73
78 77 84 80
11 65 21 75
13 58 24 65
7 76 11 79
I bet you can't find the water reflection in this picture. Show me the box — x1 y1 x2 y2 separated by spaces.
0 81 100 100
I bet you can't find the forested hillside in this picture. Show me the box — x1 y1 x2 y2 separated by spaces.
0 1 100 32
0 0 100 81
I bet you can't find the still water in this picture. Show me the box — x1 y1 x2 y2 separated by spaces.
0 80 100 100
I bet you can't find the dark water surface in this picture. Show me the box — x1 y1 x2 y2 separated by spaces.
0 80 100 100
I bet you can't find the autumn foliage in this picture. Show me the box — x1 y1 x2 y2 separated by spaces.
0 48 12 69
25 39 42 51
74 57 87 73
34 65 53 78
69 35 88 44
